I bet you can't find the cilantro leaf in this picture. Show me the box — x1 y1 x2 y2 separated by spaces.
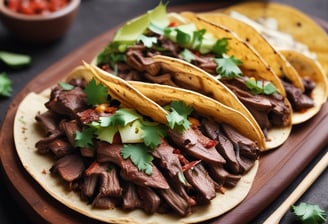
179 49 195 63
0 73 12 97
176 29 191 47
96 41 130 67
212 38 229 56
121 144 153 175
58 81 74 91
245 78 277 95
137 34 158 48
215 55 242 78
191 29 206 50
74 127 96 148
100 108 142 127
291 202 327 224
141 122 167 149
166 101 192 132
84 78 109 105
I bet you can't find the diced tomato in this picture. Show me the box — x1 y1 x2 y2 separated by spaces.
6 0 20 11
169 21 177 27
5 0 69 15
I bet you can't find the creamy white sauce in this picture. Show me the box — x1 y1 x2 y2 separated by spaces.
229 11 317 60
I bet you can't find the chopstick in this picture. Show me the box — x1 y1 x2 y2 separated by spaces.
263 152 328 224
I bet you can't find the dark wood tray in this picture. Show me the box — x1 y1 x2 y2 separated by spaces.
1 2 327 224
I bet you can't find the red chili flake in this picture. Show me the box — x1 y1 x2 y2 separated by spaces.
205 140 218 148
182 160 201 172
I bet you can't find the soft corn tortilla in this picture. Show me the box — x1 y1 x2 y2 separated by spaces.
196 12 328 125
196 12 304 91
13 64 259 224
222 1 328 78
180 11 286 96
280 50 328 124
149 55 290 150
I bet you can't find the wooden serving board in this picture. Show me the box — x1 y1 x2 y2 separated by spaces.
0 2 327 224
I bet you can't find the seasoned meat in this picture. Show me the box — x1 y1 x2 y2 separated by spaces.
136 186 161 214
221 124 259 161
35 110 61 135
158 188 191 216
45 86 87 118
122 183 142 210
80 174 98 199
96 141 170 189
168 128 226 165
184 163 216 203
59 119 81 146
282 79 315 111
50 154 84 182
35 130 62 154
206 163 241 188
92 194 116 209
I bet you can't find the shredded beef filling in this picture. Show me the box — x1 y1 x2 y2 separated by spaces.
98 34 306 137
35 78 259 216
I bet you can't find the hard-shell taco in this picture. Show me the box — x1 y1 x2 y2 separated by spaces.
94 3 292 149
196 11 328 124
14 63 261 223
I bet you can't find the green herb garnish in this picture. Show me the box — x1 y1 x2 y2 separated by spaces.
212 38 229 56
141 121 167 149
0 73 12 97
166 101 192 132
99 108 142 127
215 55 242 78
84 78 109 105
245 78 277 95
121 144 154 175
137 34 158 48
179 49 195 62
59 81 74 91
291 202 327 224
75 126 96 148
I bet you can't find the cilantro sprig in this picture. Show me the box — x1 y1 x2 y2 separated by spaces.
121 144 154 175
245 78 277 95
165 101 193 133
0 73 13 97
292 202 327 224
75 126 96 148
214 55 242 79
84 78 109 105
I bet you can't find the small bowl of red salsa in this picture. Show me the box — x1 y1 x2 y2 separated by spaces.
0 0 80 43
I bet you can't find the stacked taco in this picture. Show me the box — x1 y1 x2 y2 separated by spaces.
14 63 263 223
197 2 328 124
94 2 296 149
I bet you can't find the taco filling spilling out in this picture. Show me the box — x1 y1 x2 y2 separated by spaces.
95 3 291 143
31 74 259 219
